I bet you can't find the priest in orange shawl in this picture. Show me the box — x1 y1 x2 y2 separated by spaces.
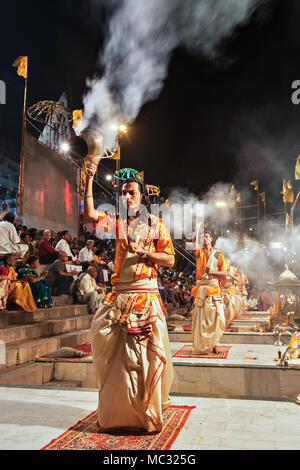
191 229 234 354
84 165 174 433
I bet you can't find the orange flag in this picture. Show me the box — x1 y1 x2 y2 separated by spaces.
111 146 120 160
250 179 259 191
295 155 300 180
282 179 294 203
72 110 82 129
12 56 28 79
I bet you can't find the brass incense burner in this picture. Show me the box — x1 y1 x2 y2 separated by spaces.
270 265 300 327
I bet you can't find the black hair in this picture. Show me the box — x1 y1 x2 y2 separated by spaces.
119 177 151 226
27 256 38 266
20 232 29 240
2 253 15 264
61 230 69 238
81 262 90 273
203 229 214 239
3 213 15 224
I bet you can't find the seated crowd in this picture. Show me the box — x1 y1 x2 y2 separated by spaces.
0 211 114 314
0 207 264 317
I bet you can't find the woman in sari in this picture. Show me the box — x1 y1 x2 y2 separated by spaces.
17 232 34 265
16 256 53 308
0 254 37 312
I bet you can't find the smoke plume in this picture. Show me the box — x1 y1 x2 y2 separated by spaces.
78 0 271 149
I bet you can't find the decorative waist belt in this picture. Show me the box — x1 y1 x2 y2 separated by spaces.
196 279 219 287
112 278 158 294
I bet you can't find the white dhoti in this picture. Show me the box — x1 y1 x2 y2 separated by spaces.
233 293 243 319
91 279 174 433
77 290 105 313
192 279 226 354
223 291 238 326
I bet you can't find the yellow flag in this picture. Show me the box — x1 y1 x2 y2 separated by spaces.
250 179 259 191
236 193 241 204
230 185 235 197
282 179 294 203
111 146 120 160
12 56 28 79
287 333 299 358
295 155 300 180
72 109 82 129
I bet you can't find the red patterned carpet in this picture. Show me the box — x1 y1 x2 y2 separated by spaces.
172 345 231 359
41 406 195 450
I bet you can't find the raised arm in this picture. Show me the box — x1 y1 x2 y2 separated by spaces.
84 175 99 222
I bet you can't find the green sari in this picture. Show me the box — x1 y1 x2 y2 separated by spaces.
16 264 53 308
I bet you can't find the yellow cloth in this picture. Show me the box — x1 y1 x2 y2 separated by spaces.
72 109 82 129
7 267 36 312
13 56 28 79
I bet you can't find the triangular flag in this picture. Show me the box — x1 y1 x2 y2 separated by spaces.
295 155 300 180
250 179 259 191
282 179 294 203
111 146 120 160
72 109 83 129
12 56 28 79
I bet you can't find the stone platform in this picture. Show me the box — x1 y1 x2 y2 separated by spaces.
1 304 297 402
1 385 300 450
33 340 300 401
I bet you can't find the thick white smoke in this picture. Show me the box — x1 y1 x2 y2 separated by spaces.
77 0 271 149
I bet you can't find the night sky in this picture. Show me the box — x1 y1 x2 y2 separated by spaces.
1 0 300 213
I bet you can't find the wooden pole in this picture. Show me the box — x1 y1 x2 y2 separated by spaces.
17 69 28 222
257 188 260 241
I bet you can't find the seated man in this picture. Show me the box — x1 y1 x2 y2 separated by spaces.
76 266 105 314
38 230 58 264
47 251 78 296
55 230 80 264
78 239 95 264
0 213 28 259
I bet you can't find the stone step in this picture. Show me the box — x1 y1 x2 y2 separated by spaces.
233 319 269 327
168 330 291 345
48 343 300 400
0 362 54 386
6 304 88 325
43 380 83 388
52 360 98 389
0 314 93 344
52 296 73 306
0 328 92 370
0 312 8 329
